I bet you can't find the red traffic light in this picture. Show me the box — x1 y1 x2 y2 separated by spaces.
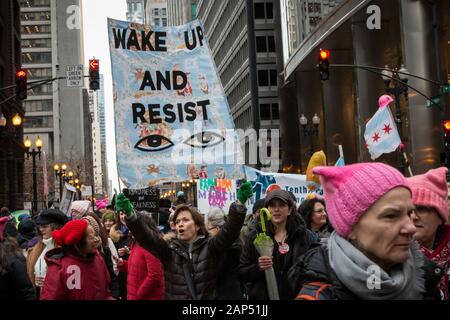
319 49 330 60
444 120 450 131
89 59 99 70
16 69 27 78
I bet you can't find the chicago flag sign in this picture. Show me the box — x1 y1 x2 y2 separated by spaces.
364 105 401 160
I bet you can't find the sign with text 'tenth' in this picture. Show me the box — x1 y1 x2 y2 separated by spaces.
123 187 160 212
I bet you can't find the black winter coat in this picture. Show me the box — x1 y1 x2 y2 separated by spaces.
238 214 317 300
288 244 443 300
126 202 247 300
216 240 243 300
0 253 36 300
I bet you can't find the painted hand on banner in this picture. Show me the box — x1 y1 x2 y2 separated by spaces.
237 181 254 204
115 194 134 218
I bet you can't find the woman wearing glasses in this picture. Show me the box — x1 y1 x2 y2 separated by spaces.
408 167 450 300
298 196 331 242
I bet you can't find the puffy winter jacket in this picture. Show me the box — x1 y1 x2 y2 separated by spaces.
239 214 317 300
288 243 443 300
40 248 112 300
0 253 36 300
126 202 247 300
119 243 164 300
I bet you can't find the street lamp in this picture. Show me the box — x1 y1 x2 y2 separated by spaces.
24 136 42 214
54 163 67 202
381 64 409 173
299 113 321 155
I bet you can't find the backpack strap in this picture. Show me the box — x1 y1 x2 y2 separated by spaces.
295 282 332 300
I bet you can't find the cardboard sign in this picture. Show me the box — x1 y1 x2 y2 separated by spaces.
122 187 160 212
196 178 236 215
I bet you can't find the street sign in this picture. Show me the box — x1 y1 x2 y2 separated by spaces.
66 65 83 87
122 187 160 212
427 95 441 108
442 84 450 94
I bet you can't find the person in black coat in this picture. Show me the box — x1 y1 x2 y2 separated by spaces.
206 207 243 300
115 182 254 300
0 217 36 300
239 189 317 300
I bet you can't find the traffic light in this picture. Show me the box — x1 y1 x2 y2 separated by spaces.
318 49 330 81
16 68 27 100
441 120 450 170
89 59 100 91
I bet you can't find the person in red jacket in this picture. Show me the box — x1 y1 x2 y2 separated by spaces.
40 219 113 300
116 213 165 300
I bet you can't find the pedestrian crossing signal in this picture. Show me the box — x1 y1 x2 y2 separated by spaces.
89 59 100 91
318 49 330 81
16 68 27 100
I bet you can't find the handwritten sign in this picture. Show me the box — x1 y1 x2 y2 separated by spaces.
123 187 160 212
196 178 236 215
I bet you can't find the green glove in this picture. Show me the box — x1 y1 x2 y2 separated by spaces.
237 181 254 204
115 193 134 217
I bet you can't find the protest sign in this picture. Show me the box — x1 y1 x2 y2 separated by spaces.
108 18 243 188
123 187 160 212
196 178 236 215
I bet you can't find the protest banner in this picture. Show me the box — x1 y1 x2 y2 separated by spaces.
196 178 237 215
123 187 160 212
244 166 323 212
108 18 243 189
60 183 76 216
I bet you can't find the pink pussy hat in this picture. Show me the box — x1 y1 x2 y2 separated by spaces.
312 162 410 238
407 167 448 224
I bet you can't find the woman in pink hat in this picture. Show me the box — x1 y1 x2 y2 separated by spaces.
289 162 443 300
408 167 450 299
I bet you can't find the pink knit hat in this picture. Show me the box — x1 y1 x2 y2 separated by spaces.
407 167 448 224
313 162 410 238
0 216 9 241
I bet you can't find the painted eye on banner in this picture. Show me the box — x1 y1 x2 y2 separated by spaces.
134 134 174 152
184 131 225 149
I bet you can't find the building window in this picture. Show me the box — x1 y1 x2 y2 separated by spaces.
258 70 269 87
22 38 51 49
267 36 275 52
162 8 167 16
254 3 265 19
21 11 51 21
272 103 279 120
24 100 53 112
24 116 53 128
258 69 277 87
20 0 50 7
266 3 274 19
260 103 271 120
162 18 167 27
22 52 52 64
256 36 267 52
21 24 51 35
153 8 159 16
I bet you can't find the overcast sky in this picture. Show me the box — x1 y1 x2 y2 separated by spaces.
82 0 126 194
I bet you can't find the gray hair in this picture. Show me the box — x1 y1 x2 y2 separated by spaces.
205 208 226 228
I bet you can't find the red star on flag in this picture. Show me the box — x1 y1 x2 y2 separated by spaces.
372 132 380 143
383 123 392 135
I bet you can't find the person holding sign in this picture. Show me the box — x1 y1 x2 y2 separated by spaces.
115 182 254 300
238 189 317 300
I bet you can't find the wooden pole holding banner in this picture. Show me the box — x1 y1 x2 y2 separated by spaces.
338 145 344 158
403 152 413 177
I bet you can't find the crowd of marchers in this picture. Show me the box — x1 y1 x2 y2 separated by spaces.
0 163 449 300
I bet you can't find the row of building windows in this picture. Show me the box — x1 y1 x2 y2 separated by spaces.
20 0 50 8
22 38 51 49
213 7 246 68
202 0 222 36
208 0 234 49
24 115 53 128
220 41 248 88
152 8 167 16
22 52 51 63
227 72 250 108
27 67 52 79
235 106 252 130
24 99 52 112
21 24 51 35
153 17 168 27
20 11 50 22
28 83 53 96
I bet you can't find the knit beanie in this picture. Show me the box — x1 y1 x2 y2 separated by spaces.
69 200 93 218
0 216 9 241
102 210 116 223
83 215 100 236
312 162 410 238
52 219 88 246
407 167 448 224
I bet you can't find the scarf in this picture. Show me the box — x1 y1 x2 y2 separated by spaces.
328 231 426 300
